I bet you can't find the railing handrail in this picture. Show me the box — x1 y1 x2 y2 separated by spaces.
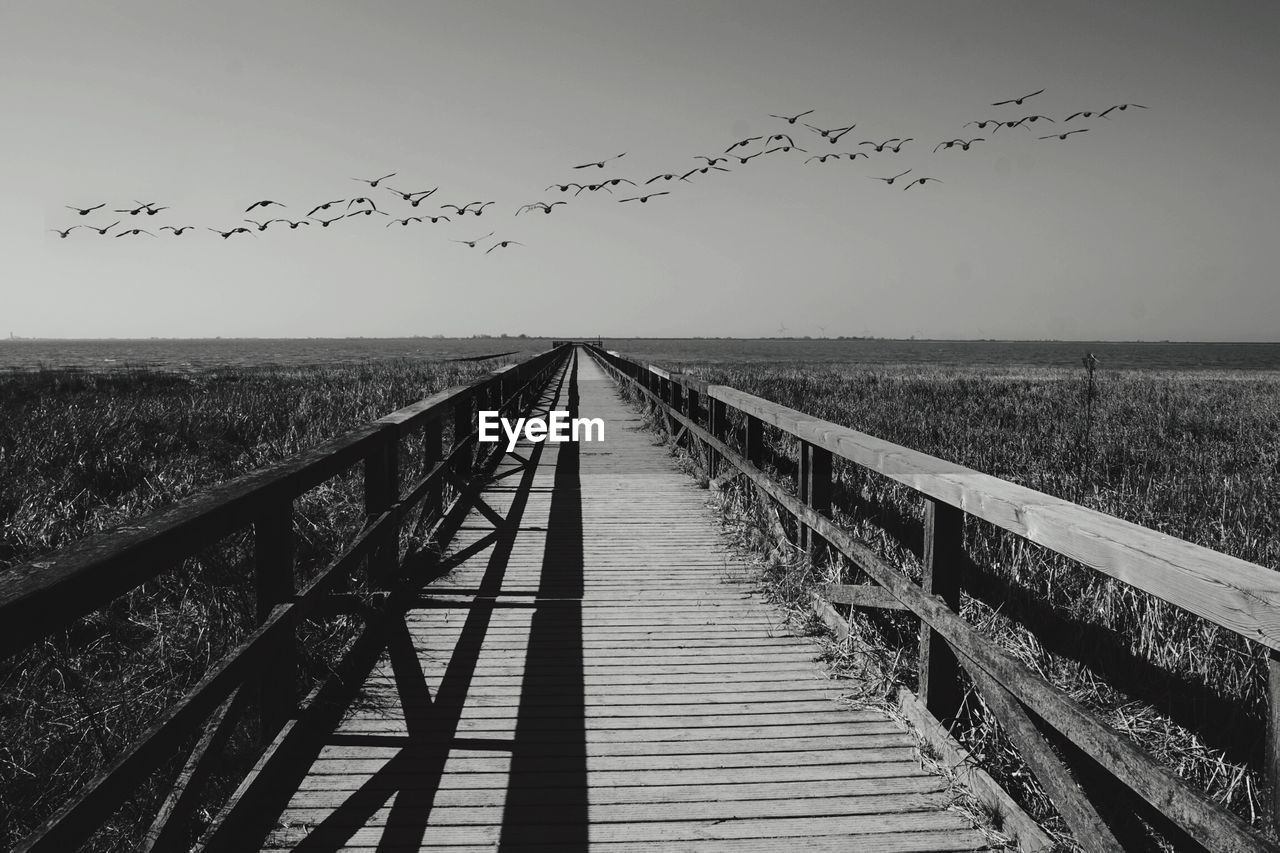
0 345 567 659
602 348 1280 651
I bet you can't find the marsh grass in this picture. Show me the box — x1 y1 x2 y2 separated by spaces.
639 360 1280 843
0 359 492 851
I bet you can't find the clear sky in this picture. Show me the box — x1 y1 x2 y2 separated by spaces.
4 1 1278 340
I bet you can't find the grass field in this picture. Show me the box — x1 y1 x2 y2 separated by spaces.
2 347 1278 847
0 359 494 851
659 358 1280 838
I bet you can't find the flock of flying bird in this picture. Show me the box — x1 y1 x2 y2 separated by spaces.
50 90 1146 251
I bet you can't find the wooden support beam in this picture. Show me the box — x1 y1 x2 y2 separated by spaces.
820 582 909 611
919 497 963 725
363 436 400 587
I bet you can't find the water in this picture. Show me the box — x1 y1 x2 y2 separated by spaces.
1 337 1277 372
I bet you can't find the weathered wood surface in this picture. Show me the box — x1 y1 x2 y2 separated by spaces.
257 353 997 851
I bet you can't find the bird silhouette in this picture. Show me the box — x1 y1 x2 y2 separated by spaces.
573 153 626 169
694 155 730 165
804 124 855 144
66 204 105 216
871 169 912 185
116 228 157 237
805 153 856 164
1099 103 1147 117
307 200 345 216
681 166 731 178
353 173 396 187
159 225 195 235
440 204 470 215
243 219 273 232
887 138 913 152
407 190 440 207
347 197 378 211
764 145 807 154
934 137 985 152
386 186 436 201
467 201 496 216
267 219 310 229
208 227 253 238
619 192 670 203
114 202 153 215
346 208 389 218
1013 115 1054 125
547 183 585 193
1064 110 1110 122
645 173 691 184
725 137 763 152
485 240 524 254
963 119 1002 130
992 121 1032 133
574 184 614 195
730 152 764 165
1039 129 1089 140
50 226 84 238
601 178 637 187
310 216 344 228
992 88 1045 106
245 200 284 213
86 221 119 235
769 109 814 124
388 216 423 227
766 133 796 147
453 232 494 248
903 177 943 190
517 202 568 215
142 205 168 216
860 139 901 152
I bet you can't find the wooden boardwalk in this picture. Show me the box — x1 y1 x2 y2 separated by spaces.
259 351 996 852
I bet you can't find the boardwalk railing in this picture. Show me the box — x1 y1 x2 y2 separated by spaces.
0 345 570 853
586 345 1280 852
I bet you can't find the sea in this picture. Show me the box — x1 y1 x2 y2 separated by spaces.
1 337 1278 373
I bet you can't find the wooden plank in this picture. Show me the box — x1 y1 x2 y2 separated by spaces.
919 498 963 723
706 383 1280 651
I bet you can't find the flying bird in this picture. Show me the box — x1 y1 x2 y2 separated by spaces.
572 153 626 169
887 138 913 152
388 216 423 227
804 124 855 143
116 228 157 237
600 178 637 187
764 144 807 154
574 184 614 195
963 119 1002 130
453 232 494 248
386 186 436 201
244 219 273 232
1099 103 1147 117
730 152 764 164
992 88 1045 106
645 173 691 184
517 202 568 215
159 225 195 234
352 173 396 187
347 197 377 210
1039 129 1089 140
310 216 344 228
992 120 1032 133
769 109 814 124
681 166 731 178
1064 110 1110 122
694 155 730 165
50 226 85 238
934 138 985 152
619 192 670 203
267 219 310 229
805 153 855 164
307 200 345 217
245 200 284 213
766 133 796 147
86 221 119 235
467 201 496 215
871 169 912 185
346 208 389 218
407 189 440 207
115 202 153 215
484 240 524 254
1013 115 1054 125
66 204 105 216
547 183 585 193
142 205 168 216
903 177 943 190
860 138 901 152
208 227 253 238
725 136 763 152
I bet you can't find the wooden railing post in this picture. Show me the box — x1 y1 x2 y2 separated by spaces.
364 432 400 586
1269 651 1280 834
745 414 763 468
454 394 473 476
709 398 728 479
253 502 296 739
919 497 964 724
798 445 829 558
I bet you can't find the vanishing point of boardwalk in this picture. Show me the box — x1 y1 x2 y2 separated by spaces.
259 352 995 852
